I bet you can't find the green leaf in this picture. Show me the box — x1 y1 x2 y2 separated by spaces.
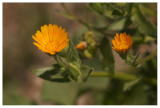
88 3 133 18
88 3 103 15
137 50 157 64
107 18 127 31
126 3 134 15
3 92 32 105
123 77 141 91
3 83 32 105
102 3 118 18
112 9 124 16
102 79 124 105
33 64 70 82
80 65 93 82
42 81 78 105
107 16 132 31
79 77 110 90
144 36 155 43
123 83 148 105
82 52 103 71
102 3 132 18
139 4 157 18
131 5 157 37
100 36 115 74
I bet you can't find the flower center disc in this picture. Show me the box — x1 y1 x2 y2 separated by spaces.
119 44 129 50
46 41 57 52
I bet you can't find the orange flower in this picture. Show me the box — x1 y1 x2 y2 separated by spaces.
32 24 69 55
76 41 87 50
112 32 133 53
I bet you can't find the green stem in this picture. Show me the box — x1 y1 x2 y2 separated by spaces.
90 71 137 81
78 19 91 29
137 49 157 64
61 3 114 36
61 3 78 21
90 71 157 86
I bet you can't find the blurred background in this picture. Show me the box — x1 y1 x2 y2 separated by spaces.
3 3 157 105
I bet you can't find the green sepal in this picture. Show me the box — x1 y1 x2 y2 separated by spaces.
56 39 93 82
67 62 82 83
124 51 141 67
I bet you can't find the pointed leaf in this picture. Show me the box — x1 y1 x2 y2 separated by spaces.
107 18 127 31
33 64 70 82
131 5 157 37
100 36 115 74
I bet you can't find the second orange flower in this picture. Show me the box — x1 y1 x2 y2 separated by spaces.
112 32 133 53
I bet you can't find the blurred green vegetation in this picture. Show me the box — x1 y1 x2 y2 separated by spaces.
3 3 157 105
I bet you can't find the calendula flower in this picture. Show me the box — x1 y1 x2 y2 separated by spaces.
32 24 69 55
76 41 87 50
112 32 133 53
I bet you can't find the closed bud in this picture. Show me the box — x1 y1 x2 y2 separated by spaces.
76 41 87 50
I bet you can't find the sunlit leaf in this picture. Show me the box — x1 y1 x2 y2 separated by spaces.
107 18 127 31
112 9 124 16
33 64 70 82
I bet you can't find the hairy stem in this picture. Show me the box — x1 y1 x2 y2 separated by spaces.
138 49 157 64
54 54 66 67
90 71 157 86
